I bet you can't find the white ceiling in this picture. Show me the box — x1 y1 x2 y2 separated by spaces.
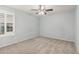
7 5 76 15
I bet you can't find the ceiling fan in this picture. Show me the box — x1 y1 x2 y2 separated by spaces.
31 5 53 15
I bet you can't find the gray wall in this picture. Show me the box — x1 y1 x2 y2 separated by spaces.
0 6 39 47
76 5 79 52
40 11 76 42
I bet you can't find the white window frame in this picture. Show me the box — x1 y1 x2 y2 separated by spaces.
0 10 15 37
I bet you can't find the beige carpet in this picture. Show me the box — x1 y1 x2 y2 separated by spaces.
0 37 77 54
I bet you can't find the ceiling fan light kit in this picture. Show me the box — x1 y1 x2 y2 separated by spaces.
31 5 53 15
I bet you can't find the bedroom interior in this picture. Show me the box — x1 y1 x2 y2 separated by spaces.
0 5 78 54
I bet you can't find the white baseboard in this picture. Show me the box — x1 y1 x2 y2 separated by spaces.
40 35 74 42
0 35 74 48
0 35 39 48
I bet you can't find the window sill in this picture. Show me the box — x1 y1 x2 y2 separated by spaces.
0 32 14 37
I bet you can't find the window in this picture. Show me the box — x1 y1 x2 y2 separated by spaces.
0 13 5 35
0 23 4 34
0 11 15 37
